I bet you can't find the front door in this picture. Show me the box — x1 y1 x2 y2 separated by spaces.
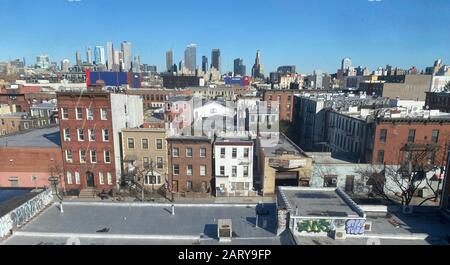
86 172 95 188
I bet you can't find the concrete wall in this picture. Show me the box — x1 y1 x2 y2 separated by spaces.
0 188 53 238
111 94 143 184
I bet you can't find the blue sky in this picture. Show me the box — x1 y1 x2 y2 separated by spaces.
0 0 449 74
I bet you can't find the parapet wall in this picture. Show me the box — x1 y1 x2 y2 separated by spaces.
0 188 53 238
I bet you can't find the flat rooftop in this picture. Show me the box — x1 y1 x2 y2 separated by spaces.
262 133 308 157
0 126 60 148
0 188 39 217
1 202 282 245
307 152 354 164
278 187 363 218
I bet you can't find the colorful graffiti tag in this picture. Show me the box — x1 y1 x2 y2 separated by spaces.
345 219 365 235
297 219 331 233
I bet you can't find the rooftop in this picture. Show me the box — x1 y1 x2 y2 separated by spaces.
262 133 308 158
2 202 282 245
277 187 364 218
307 152 354 165
0 125 60 148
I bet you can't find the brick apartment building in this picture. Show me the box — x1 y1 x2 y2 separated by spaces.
0 126 64 188
370 115 450 166
57 88 143 192
167 136 213 196
121 128 167 189
126 88 191 110
262 89 297 122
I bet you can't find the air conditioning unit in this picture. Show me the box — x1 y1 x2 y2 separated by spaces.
364 221 372 232
333 228 346 240
402 205 414 214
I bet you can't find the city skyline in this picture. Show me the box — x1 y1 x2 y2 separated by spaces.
0 0 449 74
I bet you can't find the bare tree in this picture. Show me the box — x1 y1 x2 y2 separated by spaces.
355 144 447 206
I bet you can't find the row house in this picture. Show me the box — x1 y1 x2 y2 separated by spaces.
214 138 255 197
121 128 167 189
167 136 213 196
57 88 143 192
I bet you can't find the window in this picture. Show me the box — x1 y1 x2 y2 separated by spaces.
220 166 225 176
76 107 83 120
244 148 249 158
156 157 163 169
104 150 111 163
377 150 385 164
220 148 226 158
65 149 73 163
79 150 86 163
408 129 416 143
142 139 149 149
187 165 193 175
75 172 80 184
66 172 73 185
186 148 193 157
100 108 108 120
143 157 149 169
61 108 69 120
99 172 104 185
324 175 337 188
200 148 206 158
200 165 206 176
173 164 180 175
63 128 71 141
379 129 387 144
243 166 249 177
88 128 95 141
232 166 237 177
102 129 109 141
128 138 135 149
431 130 439 143
232 148 237 159
107 172 112 185
156 139 163 150
90 150 97 163
87 107 93 120
77 128 84 141
187 181 193 191
173 148 179 157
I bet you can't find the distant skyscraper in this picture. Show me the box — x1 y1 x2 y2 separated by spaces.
75 51 82 66
234 58 246 76
277 65 296 74
107 42 114 70
166 50 173 72
36 55 50 69
86 47 92 64
133 56 141 73
202 56 208 72
251 50 264 79
184 44 197 73
341 58 352 71
313 69 323 89
61 59 70 72
121 41 132 71
211 49 220 72
113 50 121 71
94 46 106 65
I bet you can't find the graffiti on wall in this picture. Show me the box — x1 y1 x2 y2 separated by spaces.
297 219 331 233
0 189 53 238
345 219 365 235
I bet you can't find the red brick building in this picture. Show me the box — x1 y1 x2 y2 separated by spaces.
0 126 64 189
262 90 296 122
370 117 450 166
57 90 116 192
0 93 30 112
126 88 192 110
167 136 213 196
